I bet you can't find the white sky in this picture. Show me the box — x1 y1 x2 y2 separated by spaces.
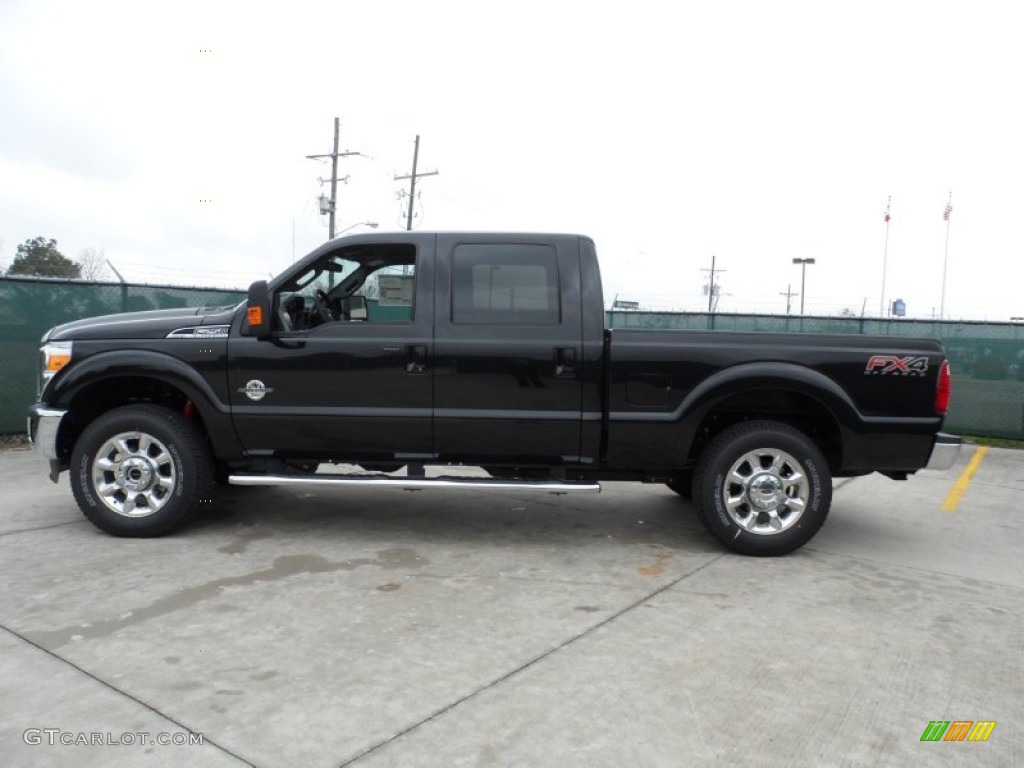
1 0 1022 320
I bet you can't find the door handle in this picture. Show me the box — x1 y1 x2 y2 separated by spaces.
274 336 306 349
405 345 429 375
555 347 577 378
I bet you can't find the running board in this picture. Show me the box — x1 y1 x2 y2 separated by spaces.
228 473 601 493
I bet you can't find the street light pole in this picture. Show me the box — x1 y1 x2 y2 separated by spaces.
792 258 816 315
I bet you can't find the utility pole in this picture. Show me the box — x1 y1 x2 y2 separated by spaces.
701 255 725 313
394 135 439 230
792 258 816 315
327 118 339 239
306 117 363 239
780 284 798 315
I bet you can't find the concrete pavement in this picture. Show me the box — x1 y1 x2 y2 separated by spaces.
0 444 1020 767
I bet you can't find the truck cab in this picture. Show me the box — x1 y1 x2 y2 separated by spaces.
234 232 602 468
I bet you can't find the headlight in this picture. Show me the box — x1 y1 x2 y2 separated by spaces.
40 340 73 395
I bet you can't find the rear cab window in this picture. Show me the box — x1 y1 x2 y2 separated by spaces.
451 243 560 325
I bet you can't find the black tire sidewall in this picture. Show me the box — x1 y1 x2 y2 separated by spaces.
695 423 831 556
70 406 209 537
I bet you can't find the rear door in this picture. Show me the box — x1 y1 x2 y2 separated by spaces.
432 234 584 464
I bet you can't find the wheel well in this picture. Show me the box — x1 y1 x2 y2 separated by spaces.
687 389 842 471
59 377 210 460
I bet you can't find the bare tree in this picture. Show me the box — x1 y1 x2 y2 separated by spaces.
77 248 111 281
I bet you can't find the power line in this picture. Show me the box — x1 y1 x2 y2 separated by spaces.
115 261 249 277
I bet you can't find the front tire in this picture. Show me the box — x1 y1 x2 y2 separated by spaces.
70 405 213 537
692 421 831 556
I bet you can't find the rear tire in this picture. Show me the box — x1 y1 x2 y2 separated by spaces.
70 405 213 537
692 420 831 556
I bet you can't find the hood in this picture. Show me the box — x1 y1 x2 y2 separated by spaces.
46 305 239 341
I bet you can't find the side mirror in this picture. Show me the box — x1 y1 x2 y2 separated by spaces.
241 280 271 337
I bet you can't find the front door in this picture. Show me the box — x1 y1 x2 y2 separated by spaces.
227 236 435 463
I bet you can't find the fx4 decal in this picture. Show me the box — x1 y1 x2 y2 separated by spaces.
865 355 930 376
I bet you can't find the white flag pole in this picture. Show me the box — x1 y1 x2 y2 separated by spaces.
939 190 953 319
880 195 892 317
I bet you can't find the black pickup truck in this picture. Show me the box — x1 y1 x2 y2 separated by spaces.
28 232 960 555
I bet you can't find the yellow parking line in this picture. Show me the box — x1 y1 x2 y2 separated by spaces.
941 446 988 512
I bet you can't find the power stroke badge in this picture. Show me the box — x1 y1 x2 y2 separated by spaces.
239 380 274 401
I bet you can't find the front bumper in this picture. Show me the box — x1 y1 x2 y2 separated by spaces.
27 404 67 461
925 432 962 471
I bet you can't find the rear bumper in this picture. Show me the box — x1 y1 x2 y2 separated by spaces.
27 404 67 461
925 432 962 471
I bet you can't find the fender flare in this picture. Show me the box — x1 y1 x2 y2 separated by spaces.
677 362 861 428
46 349 242 457
660 363 862 466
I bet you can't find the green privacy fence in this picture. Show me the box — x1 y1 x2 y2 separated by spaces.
0 277 246 434
608 311 1024 440
3 278 1022 440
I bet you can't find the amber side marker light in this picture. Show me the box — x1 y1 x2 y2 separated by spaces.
42 341 73 380
39 340 73 394
46 354 70 373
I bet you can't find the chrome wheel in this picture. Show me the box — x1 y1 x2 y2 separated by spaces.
721 447 808 535
92 431 177 518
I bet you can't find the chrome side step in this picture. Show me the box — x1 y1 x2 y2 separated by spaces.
228 473 601 493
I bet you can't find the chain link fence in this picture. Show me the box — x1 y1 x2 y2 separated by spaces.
1 277 245 434
608 311 1024 440
3 279 1021 440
